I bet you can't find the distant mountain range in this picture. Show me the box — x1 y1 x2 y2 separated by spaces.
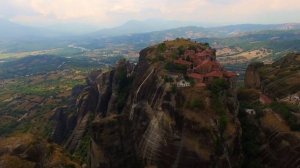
209 23 300 34
1 18 300 40
89 19 201 37
0 19 200 40
77 23 300 50
88 22 300 39
1 18 300 53
0 19 66 40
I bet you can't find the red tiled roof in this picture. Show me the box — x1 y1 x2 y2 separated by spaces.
188 73 204 80
205 71 223 78
195 50 214 57
174 59 192 66
184 50 195 55
200 60 215 67
224 71 237 78
196 48 204 52
260 94 272 104
195 52 209 57
195 83 206 87
193 60 217 70
194 64 203 70
194 59 204 65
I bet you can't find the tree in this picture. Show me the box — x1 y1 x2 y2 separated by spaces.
208 78 229 95
178 46 185 55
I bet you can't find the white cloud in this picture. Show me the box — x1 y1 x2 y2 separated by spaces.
2 0 300 27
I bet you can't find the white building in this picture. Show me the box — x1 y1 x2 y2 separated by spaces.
176 80 191 88
245 109 256 115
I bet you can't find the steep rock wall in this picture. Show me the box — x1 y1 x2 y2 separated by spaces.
52 42 243 168
244 63 263 89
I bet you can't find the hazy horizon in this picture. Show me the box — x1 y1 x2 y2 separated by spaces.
0 0 300 33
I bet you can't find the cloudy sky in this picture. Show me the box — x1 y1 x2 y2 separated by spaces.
0 0 299 28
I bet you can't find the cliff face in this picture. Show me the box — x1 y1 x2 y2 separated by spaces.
258 110 300 168
241 53 300 167
244 53 300 98
239 107 300 168
52 39 242 168
244 62 263 89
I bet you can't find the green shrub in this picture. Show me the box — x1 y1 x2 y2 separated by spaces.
152 54 165 62
171 85 177 93
208 78 229 95
73 134 90 163
171 53 178 60
270 102 300 131
214 136 223 156
163 76 174 83
116 64 133 113
186 98 205 110
188 45 197 52
237 88 260 102
164 62 187 73
270 102 290 117
238 107 262 168
0 122 19 136
157 43 167 52
204 43 209 47
178 46 185 55
219 113 228 134
186 77 196 86
65 164 76 168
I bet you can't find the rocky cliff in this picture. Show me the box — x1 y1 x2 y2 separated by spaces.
238 101 300 168
1 40 299 168
52 39 242 168
0 134 80 168
244 53 300 98
240 53 300 167
244 62 263 89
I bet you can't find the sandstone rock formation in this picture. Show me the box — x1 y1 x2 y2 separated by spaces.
52 39 243 168
244 62 263 89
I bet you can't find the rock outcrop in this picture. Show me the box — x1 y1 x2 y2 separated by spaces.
244 53 300 98
244 62 263 89
239 108 300 168
52 39 242 168
0 134 80 168
241 53 300 167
